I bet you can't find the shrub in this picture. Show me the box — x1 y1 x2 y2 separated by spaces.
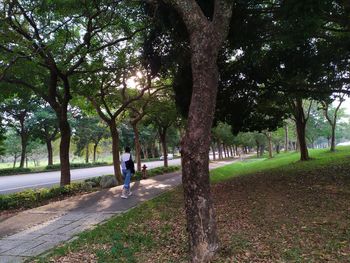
0 167 32 176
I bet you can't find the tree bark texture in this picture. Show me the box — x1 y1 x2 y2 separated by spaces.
166 1 233 262
59 116 71 185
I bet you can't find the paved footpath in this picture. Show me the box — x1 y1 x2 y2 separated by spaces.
0 158 244 263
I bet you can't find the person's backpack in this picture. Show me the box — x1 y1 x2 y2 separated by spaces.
125 154 135 174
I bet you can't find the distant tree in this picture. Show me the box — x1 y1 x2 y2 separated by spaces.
4 131 21 168
320 95 346 151
26 139 46 167
29 106 59 165
254 133 267 158
212 122 234 159
146 95 178 167
271 128 285 154
0 95 37 168
139 124 159 159
73 116 108 164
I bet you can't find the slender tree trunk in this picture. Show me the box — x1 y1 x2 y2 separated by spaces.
296 135 300 152
217 142 223 159
151 145 155 159
266 133 273 159
19 137 27 168
109 121 123 184
260 145 265 156
132 123 142 172
212 144 216 160
295 120 308 160
284 125 289 152
13 154 17 168
256 141 260 157
85 144 89 163
59 116 71 185
93 143 98 163
230 146 234 157
141 145 148 160
330 124 336 152
160 130 168 167
46 140 53 166
294 99 309 161
223 145 227 158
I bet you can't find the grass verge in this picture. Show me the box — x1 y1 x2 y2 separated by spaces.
32 147 350 263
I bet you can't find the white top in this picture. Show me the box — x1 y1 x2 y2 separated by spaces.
121 153 131 170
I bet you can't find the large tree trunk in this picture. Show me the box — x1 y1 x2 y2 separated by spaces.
294 99 309 161
109 121 123 184
132 123 142 172
59 116 71 185
181 43 219 263
159 130 168 167
46 140 53 166
167 2 232 261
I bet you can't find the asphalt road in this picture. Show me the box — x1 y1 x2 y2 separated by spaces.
0 159 182 195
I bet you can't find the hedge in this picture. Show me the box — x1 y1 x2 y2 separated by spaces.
0 182 92 211
0 162 110 176
45 162 108 170
0 167 32 176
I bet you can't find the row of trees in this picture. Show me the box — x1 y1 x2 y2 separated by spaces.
0 92 181 170
1 0 350 262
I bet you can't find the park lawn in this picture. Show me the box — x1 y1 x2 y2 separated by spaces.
33 147 350 263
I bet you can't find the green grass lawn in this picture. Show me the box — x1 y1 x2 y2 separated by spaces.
32 147 350 263
211 147 350 183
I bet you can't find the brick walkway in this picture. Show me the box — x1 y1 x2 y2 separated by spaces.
0 158 244 263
